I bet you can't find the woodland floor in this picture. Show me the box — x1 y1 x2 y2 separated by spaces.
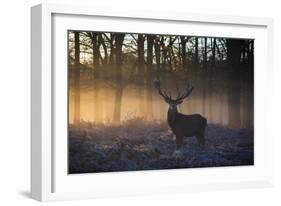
68 118 254 174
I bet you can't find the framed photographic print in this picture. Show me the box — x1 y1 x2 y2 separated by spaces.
31 3 274 201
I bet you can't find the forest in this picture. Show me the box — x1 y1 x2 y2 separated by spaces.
68 31 254 173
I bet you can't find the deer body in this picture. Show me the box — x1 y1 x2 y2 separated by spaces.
168 108 207 149
154 80 207 150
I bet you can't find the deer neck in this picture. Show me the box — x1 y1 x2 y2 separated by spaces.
167 107 178 126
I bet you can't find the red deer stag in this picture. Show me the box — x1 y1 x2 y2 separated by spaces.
153 80 207 151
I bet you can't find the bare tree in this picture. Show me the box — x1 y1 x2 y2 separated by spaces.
147 35 155 69
145 34 155 120
154 36 161 71
137 34 145 71
203 37 207 67
137 34 146 116
180 36 187 70
90 32 100 70
226 38 244 128
113 33 125 122
73 31 80 124
248 40 254 67
211 38 216 65
106 33 115 66
194 37 199 69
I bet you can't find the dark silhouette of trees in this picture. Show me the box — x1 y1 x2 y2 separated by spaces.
69 32 253 76
137 34 145 70
226 39 244 128
137 34 145 116
194 37 199 69
73 31 80 124
249 40 254 67
145 34 155 120
68 31 254 127
147 35 155 69
88 32 101 122
203 37 208 67
154 36 161 71
226 39 244 68
87 32 100 69
211 38 216 66
180 36 188 70
105 33 115 66
113 33 125 122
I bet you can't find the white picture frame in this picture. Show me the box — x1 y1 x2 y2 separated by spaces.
31 3 274 202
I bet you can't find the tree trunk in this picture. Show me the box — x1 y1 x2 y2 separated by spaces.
242 41 246 64
73 32 80 124
168 37 173 71
147 35 154 69
137 34 145 71
194 37 199 69
160 37 166 69
226 39 243 128
113 33 125 122
137 34 145 116
145 35 154 120
180 36 187 70
248 40 254 68
90 32 101 122
91 32 100 70
212 38 216 66
109 33 115 66
99 34 108 66
203 37 207 68
154 36 161 72
226 39 243 68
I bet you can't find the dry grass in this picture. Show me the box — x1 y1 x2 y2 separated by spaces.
69 118 253 173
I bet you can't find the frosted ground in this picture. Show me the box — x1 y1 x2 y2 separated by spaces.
68 118 253 173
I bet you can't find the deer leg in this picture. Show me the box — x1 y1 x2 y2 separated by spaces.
176 135 183 150
196 134 205 148
172 135 183 158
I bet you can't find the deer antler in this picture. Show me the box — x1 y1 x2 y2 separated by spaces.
153 80 171 100
175 83 194 102
153 80 194 102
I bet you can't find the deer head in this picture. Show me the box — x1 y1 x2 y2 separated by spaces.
153 80 194 112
